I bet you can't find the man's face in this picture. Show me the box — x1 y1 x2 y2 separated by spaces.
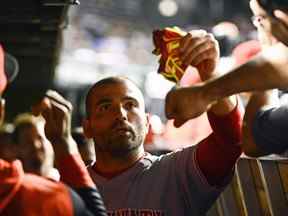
250 0 277 46
84 80 149 157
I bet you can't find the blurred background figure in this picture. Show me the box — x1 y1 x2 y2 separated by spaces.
212 21 241 73
232 39 261 66
72 127 95 165
0 124 15 161
212 21 240 56
144 113 168 155
12 113 59 180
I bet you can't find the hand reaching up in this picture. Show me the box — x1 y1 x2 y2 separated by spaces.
31 90 78 158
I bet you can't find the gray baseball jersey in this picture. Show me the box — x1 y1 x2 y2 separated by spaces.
88 146 231 216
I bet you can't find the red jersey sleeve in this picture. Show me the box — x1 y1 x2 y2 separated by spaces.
57 154 95 188
196 101 243 186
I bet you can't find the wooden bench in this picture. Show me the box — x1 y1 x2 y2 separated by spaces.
207 155 288 216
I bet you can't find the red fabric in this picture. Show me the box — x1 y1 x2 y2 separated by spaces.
0 45 8 94
152 27 187 83
0 160 22 213
0 159 73 216
58 153 95 188
196 102 243 186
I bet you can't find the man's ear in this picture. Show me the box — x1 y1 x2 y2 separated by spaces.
82 119 93 138
0 99 5 126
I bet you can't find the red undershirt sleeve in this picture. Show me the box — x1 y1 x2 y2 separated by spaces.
57 154 95 188
196 101 243 186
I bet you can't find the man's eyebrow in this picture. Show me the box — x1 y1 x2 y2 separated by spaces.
123 96 137 101
96 98 112 106
95 96 139 106
123 96 139 104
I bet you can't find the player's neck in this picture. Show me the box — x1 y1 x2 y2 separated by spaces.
94 146 145 178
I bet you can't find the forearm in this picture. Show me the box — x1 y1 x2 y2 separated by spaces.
203 53 288 103
242 90 280 156
198 64 238 116
51 136 79 160
209 95 237 116
58 153 95 188
55 140 106 215
51 137 95 188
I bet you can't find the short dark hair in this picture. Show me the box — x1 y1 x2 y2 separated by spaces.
257 0 288 15
85 76 140 117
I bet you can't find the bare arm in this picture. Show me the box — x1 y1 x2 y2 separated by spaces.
32 90 107 216
32 91 94 187
242 90 279 156
167 43 288 120
205 43 288 101
32 90 79 160
241 89 288 157
166 30 237 127
165 30 242 186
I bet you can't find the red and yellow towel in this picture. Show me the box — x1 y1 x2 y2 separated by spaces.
152 27 187 83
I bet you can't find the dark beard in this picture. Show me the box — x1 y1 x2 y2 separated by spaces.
108 130 145 157
95 128 145 158
109 141 141 157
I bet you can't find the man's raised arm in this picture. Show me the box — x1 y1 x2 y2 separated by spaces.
165 30 243 186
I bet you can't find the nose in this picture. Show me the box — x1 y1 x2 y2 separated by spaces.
114 105 128 121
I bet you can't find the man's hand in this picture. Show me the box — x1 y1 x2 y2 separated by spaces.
272 10 288 46
175 29 236 119
31 90 78 158
165 84 215 128
179 30 220 81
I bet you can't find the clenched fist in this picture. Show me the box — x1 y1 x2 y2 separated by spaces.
165 84 215 128
31 90 77 157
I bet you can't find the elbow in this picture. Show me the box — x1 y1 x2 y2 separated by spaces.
241 126 266 157
241 142 264 157
241 119 266 157
241 134 267 157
